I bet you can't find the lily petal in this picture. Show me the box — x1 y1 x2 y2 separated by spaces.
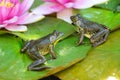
17 13 45 24
5 25 27 31
44 0 57 2
64 2 74 8
8 3 20 18
57 0 70 4
57 8 73 23
0 24 6 28
32 2 64 15
20 0 34 14
1 7 9 21
73 0 108 9
91 0 108 4
3 16 18 24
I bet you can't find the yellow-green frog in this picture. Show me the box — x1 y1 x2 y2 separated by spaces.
21 30 64 71
70 14 109 47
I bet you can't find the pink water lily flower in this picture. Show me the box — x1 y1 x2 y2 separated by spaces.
0 0 44 31
33 0 108 23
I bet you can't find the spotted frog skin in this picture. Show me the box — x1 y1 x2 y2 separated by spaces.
21 30 63 71
70 14 109 47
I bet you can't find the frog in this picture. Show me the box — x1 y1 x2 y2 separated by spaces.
21 30 64 71
70 14 110 47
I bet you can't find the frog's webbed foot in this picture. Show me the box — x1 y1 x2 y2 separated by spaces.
76 41 90 47
76 41 85 46
90 29 109 47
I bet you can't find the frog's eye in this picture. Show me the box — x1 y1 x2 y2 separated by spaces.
53 30 57 33
77 14 81 17
50 36 56 42
70 16 74 20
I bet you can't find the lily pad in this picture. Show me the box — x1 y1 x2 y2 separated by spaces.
79 8 120 30
0 34 91 80
56 29 120 80
0 17 75 40
31 0 44 8
96 0 120 12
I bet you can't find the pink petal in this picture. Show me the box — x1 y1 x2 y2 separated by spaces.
73 0 108 9
64 2 74 8
17 13 45 24
57 8 73 23
44 0 57 2
7 0 20 4
0 24 6 28
3 16 18 24
5 25 27 31
91 0 108 4
32 2 64 15
8 3 20 18
1 7 9 21
57 0 72 4
19 0 34 15
0 7 3 23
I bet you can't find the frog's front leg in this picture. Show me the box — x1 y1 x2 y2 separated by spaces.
90 29 109 47
77 29 85 46
49 44 56 59
27 47 49 71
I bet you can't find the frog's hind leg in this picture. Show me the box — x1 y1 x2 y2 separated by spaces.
21 40 34 53
28 58 50 71
27 48 49 71
90 29 109 47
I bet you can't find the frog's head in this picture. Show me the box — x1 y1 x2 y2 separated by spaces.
50 30 64 44
70 14 82 26
70 14 83 32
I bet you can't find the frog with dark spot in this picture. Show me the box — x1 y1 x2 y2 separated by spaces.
21 30 64 71
70 14 110 47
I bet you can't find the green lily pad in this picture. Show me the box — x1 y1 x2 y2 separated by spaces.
56 29 120 80
79 8 120 30
0 34 91 80
96 0 120 12
0 17 75 40
31 0 44 9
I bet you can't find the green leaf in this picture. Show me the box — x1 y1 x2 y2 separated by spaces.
96 0 120 12
0 17 75 40
0 34 91 80
56 29 120 80
31 0 44 9
79 8 120 30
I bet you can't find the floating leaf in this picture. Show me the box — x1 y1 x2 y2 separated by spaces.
0 17 75 40
56 29 120 80
0 34 91 80
31 0 44 8
79 8 120 30
96 0 120 12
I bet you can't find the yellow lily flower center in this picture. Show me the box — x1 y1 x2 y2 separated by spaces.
0 0 14 8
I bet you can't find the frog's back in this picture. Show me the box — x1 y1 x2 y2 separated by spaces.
82 18 106 32
35 35 51 48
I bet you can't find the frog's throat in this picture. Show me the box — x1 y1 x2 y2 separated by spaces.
54 38 61 46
